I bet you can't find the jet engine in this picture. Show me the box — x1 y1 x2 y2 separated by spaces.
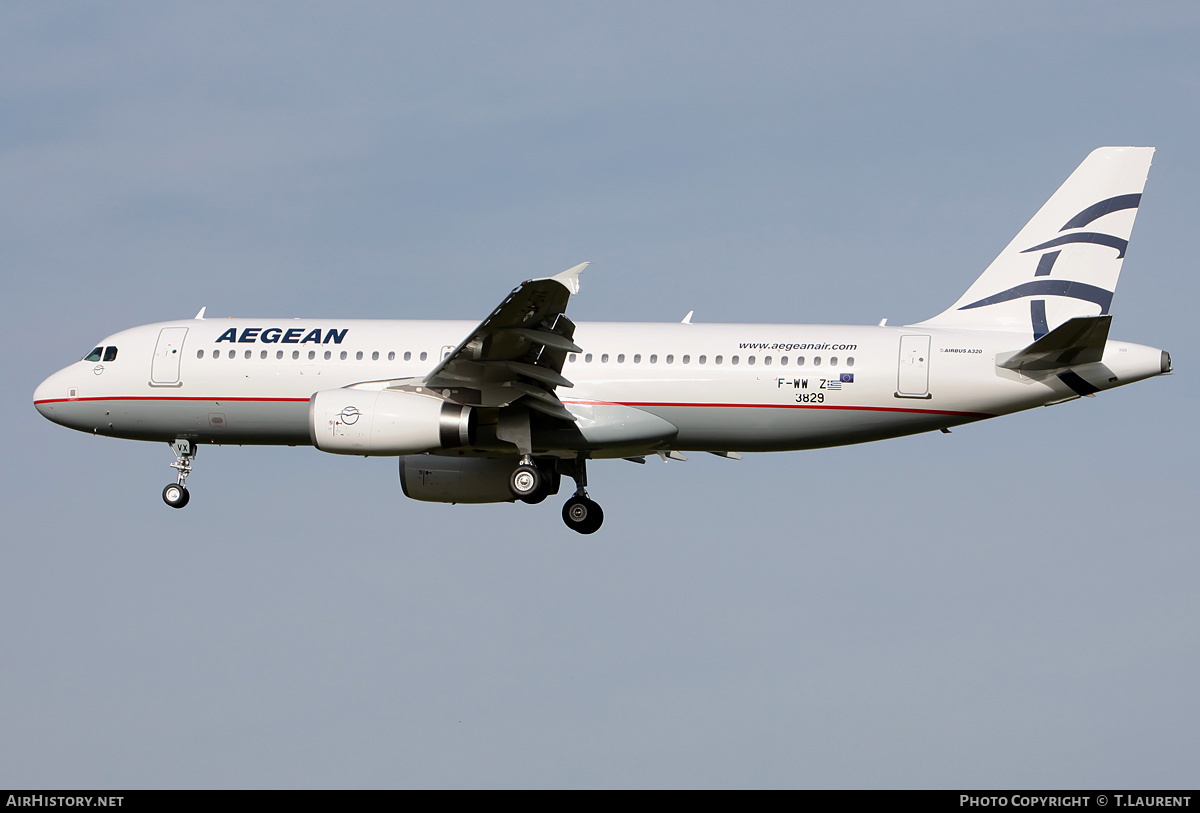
309 389 476 455
399 455 521 503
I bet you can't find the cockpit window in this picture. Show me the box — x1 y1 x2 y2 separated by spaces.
103 346 118 362
84 347 103 362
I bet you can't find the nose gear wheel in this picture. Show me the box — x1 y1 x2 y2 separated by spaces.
163 439 197 509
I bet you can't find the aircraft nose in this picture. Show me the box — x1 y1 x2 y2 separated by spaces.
34 369 68 422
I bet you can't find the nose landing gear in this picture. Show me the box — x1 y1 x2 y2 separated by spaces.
162 482 189 508
163 439 196 509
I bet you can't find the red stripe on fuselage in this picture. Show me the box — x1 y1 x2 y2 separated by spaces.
34 395 994 420
562 400 994 418
33 396 312 405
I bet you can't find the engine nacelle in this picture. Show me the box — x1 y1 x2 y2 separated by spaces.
309 389 476 455
399 455 518 504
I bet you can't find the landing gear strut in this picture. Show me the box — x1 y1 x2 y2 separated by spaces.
163 439 196 509
559 457 603 534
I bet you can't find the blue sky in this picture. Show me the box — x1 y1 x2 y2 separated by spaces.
2 2 1197 788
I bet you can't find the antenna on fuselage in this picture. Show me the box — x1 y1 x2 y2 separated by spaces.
194 307 207 320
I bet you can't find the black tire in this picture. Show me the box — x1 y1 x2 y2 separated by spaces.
509 464 543 500
162 483 190 509
520 488 549 505
519 464 559 503
562 496 603 534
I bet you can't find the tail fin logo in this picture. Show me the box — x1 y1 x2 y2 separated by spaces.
956 194 1140 338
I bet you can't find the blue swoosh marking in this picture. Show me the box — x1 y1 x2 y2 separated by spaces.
1021 232 1128 258
1034 250 1061 277
958 280 1113 313
1060 194 1141 231
1057 370 1100 396
1030 300 1049 339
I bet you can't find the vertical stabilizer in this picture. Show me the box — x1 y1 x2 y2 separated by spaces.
915 147 1154 336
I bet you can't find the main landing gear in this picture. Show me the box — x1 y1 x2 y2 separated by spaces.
562 495 603 535
508 456 547 503
163 439 196 509
508 455 604 534
558 457 603 535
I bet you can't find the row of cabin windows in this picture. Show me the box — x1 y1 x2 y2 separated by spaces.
192 347 854 368
84 346 119 362
197 349 429 361
567 352 854 368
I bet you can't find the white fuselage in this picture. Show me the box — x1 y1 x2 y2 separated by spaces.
33 317 1167 457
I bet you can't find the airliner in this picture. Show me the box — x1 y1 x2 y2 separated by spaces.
33 147 1171 533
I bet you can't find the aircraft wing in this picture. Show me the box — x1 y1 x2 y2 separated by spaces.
420 263 588 420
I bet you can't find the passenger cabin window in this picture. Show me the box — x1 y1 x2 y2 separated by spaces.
85 347 103 362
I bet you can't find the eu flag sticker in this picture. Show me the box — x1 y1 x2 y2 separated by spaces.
840 373 854 383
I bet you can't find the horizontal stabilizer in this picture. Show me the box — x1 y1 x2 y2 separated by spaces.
997 315 1111 371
